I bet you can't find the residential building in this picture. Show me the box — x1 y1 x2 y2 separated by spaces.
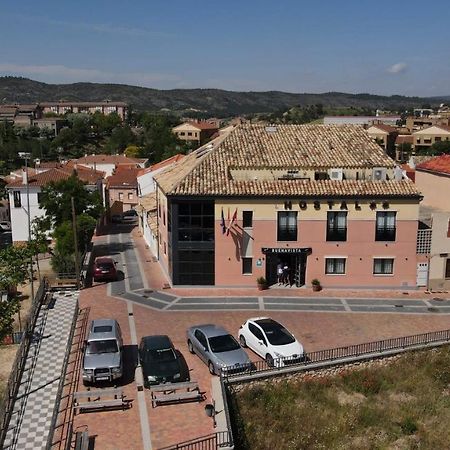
405 115 450 132
154 124 421 288
40 101 128 120
32 118 68 136
172 121 219 146
6 166 104 244
412 125 450 150
367 123 398 157
413 155 450 289
137 154 184 197
137 192 158 256
395 135 414 162
73 154 147 177
324 116 400 126
105 167 141 214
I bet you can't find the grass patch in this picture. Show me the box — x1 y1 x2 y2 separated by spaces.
231 348 450 449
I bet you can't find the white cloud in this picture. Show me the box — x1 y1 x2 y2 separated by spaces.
387 62 408 74
0 63 181 87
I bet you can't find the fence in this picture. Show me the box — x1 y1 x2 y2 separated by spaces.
159 431 233 450
222 328 450 382
0 280 47 448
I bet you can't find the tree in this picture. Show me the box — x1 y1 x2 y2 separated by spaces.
124 145 141 158
40 175 103 226
0 245 33 341
430 140 450 155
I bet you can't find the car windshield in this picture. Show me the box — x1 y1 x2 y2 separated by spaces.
97 263 114 270
144 348 176 362
208 334 240 353
87 339 119 354
259 321 295 346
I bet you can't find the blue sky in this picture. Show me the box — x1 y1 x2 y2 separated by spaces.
0 0 449 96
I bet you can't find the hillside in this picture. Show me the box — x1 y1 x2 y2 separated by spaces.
0 77 448 117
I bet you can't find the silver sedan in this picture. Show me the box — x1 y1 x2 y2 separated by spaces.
187 324 251 375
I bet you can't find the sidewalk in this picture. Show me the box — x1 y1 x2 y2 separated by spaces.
130 228 449 302
4 291 78 450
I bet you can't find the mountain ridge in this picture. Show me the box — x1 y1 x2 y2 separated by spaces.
1 76 448 117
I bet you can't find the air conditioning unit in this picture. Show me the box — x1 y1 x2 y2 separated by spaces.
372 167 387 181
329 168 343 180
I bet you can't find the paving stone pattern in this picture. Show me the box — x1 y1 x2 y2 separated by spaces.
4 291 78 450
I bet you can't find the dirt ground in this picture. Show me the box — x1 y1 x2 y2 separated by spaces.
0 345 19 399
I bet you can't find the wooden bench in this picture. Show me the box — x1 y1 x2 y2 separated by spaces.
73 388 129 414
150 381 204 407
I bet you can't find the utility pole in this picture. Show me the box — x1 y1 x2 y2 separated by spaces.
71 197 80 290
18 152 34 303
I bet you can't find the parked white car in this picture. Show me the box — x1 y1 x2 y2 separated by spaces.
238 317 304 367
0 221 11 232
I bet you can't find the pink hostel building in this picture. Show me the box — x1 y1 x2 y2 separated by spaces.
153 124 422 289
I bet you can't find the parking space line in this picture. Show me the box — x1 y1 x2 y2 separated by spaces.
127 300 152 450
258 297 265 310
341 299 352 312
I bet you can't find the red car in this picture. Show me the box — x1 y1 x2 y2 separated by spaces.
93 257 118 282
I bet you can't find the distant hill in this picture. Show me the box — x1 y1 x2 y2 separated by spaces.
0 76 448 117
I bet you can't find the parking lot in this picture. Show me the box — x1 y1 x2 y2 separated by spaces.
73 225 450 449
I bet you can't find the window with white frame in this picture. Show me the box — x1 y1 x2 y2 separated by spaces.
242 257 252 275
325 258 346 274
119 192 124 201
327 211 347 241
373 258 394 274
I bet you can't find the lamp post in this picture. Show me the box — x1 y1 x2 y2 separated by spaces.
18 152 34 303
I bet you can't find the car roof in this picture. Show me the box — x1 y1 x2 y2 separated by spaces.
141 335 173 350
88 319 118 340
253 318 281 329
94 256 114 264
190 324 230 338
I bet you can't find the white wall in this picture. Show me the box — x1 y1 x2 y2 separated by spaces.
8 187 45 242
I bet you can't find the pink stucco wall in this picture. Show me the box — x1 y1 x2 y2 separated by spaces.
215 219 418 288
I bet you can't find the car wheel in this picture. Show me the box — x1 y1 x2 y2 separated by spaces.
239 335 247 348
208 361 216 375
187 340 194 354
266 354 274 367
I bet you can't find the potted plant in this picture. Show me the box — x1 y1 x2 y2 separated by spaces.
256 276 268 291
311 278 322 292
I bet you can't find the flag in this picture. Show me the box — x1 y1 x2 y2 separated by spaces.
220 208 226 234
226 208 237 236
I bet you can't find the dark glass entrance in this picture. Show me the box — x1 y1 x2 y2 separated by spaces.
263 248 310 287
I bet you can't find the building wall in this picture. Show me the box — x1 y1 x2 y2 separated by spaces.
415 171 450 211
429 212 450 290
413 128 450 148
77 163 116 177
8 187 44 243
107 187 138 211
156 189 170 276
214 198 419 288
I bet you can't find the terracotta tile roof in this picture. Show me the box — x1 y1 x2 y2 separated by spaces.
416 154 450 175
139 192 157 211
155 124 420 198
187 121 218 130
370 123 397 133
106 168 140 188
395 135 413 145
6 165 104 188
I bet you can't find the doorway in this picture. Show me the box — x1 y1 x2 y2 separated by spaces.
265 252 307 287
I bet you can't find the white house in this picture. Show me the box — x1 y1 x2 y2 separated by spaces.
137 192 158 257
6 166 104 243
137 154 184 197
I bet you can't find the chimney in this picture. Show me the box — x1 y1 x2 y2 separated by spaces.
22 168 27 185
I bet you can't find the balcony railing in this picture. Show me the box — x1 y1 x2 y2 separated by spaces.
375 227 396 241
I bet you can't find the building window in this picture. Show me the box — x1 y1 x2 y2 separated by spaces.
446 259 450 279
325 258 346 275
327 211 347 241
13 191 21 208
164 242 167 255
188 132 192 136
37 192 43 205
128 193 133 200
373 258 394 275
447 219 450 238
163 208 166 226
119 192 124 201
277 211 297 241
242 257 252 275
180 132 185 136
375 211 396 241
243 211 253 228
178 202 215 242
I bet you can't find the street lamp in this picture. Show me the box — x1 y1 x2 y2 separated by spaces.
18 152 34 302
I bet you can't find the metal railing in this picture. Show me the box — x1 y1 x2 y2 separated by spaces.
222 328 450 382
159 431 233 450
0 280 47 448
